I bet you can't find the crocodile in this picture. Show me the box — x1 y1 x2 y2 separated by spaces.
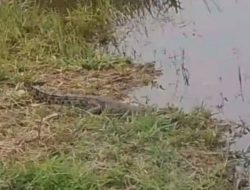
24 82 156 115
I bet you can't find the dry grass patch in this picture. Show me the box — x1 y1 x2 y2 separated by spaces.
0 103 231 189
18 62 161 100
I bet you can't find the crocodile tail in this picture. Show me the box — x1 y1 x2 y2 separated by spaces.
24 82 85 106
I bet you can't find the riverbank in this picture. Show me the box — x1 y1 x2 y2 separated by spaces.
0 1 232 189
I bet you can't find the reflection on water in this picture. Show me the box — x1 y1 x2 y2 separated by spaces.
107 0 250 151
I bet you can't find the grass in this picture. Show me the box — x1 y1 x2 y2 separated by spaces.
0 0 233 189
0 105 230 189
0 0 131 84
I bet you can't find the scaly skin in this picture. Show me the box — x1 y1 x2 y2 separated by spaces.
24 82 155 114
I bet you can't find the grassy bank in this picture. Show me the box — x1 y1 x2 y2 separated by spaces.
0 1 232 189
0 0 129 83
0 105 230 189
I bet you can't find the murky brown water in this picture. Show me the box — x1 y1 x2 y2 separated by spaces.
105 0 250 152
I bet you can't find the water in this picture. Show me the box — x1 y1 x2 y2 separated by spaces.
106 0 250 152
